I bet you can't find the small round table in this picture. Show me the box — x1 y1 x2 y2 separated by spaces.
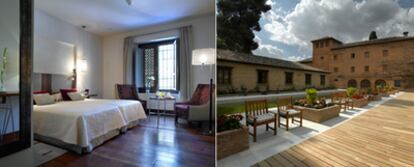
148 96 176 128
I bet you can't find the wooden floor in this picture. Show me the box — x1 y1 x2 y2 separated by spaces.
253 92 414 167
40 117 215 167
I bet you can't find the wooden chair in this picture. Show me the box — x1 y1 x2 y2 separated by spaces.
245 100 277 142
276 97 302 131
116 84 147 114
331 92 349 111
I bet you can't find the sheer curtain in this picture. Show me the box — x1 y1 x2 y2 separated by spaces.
179 26 193 100
123 37 135 84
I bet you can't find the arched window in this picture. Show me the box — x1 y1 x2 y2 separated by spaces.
375 79 386 87
360 79 371 88
347 79 357 88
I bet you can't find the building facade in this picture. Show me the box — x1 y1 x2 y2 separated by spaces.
217 50 330 95
305 36 414 89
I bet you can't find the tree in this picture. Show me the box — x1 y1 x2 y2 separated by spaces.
217 0 271 54
369 31 378 40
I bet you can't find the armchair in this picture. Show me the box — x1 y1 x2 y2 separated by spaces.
175 84 215 125
116 84 148 114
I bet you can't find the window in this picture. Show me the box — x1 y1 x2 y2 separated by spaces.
320 56 324 60
383 65 388 72
334 67 339 73
351 53 356 59
383 50 388 57
305 74 312 85
315 42 319 48
364 66 370 72
325 40 329 47
333 55 338 60
320 75 326 86
139 39 179 92
217 66 232 84
364 51 369 58
285 72 293 85
257 70 268 84
350 66 355 73
394 80 401 87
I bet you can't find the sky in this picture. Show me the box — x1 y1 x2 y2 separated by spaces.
253 0 414 61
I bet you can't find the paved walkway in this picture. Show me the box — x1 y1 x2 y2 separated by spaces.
252 92 414 167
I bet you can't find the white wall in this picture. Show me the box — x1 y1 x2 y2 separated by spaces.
34 10 103 96
102 14 215 99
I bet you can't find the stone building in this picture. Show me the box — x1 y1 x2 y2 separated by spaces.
217 50 330 94
303 35 414 89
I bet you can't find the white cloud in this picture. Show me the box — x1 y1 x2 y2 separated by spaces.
252 36 285 59
261 0 414 53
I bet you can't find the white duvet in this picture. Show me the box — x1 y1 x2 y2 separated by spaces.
33 99 147 147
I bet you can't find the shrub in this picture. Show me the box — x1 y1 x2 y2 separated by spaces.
217 114 244 132
346 87 357 97
305 88 318 105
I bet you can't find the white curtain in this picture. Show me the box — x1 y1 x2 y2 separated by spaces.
123 37 134 84
179 26 193 101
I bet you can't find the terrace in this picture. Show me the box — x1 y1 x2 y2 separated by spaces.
217 88 409 167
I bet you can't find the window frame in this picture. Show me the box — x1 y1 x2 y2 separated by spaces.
217 66 232 85
137 39 180 93
285 72 293 85
350 66 355 73
364 65 370 72
257 69 269 84
320 75 326 86
305 73 312 85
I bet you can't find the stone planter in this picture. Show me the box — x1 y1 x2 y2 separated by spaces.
368 94 381 101
294 105 341 123
351 98 369 108
217 125 249 159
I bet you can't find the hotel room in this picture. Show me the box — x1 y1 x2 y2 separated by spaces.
0 0 216 166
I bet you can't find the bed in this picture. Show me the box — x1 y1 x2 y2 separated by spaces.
33 99 147 154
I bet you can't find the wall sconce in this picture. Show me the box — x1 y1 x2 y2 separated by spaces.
79 59 87 72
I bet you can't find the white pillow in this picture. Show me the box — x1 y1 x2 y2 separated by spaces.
33 94 55 106
68 92 85 101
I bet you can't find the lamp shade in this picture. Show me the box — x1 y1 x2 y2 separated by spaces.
192 48 216 65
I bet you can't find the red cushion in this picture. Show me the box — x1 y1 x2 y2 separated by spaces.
34 91 49 94
60 89 77 101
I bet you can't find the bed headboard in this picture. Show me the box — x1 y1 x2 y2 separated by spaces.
33 73 75 93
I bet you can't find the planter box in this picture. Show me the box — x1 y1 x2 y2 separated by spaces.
351 98 369 108
368 94 382 101
217 125 249 159
294 105 341 123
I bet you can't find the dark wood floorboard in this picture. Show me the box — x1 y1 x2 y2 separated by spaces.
39 117 215 167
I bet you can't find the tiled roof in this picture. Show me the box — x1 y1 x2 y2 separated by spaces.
298 57 312 63
217 50 328 73
332 36 414 50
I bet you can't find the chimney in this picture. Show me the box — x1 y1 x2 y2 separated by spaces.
403 32 409 37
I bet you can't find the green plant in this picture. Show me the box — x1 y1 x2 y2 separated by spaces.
346 87 357 97
305 88 318 105
217 114 244 132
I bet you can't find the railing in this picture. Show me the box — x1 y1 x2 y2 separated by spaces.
217 89 345 105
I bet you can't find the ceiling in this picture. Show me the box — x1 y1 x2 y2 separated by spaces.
35 0 215 35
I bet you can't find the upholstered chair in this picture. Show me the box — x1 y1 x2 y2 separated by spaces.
174 84 215 125
116 84 147 114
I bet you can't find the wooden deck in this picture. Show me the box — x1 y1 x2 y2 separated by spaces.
253 92 414 167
